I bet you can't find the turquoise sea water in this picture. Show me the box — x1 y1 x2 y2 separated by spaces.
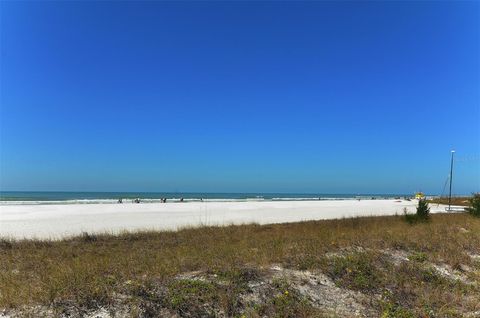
0 191 411 204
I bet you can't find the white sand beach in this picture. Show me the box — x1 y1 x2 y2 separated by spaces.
0 199 453 240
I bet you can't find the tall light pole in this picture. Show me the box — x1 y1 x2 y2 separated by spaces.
448 150 455 211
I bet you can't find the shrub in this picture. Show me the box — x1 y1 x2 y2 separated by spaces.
467 193 480 217
416 199 430 221
403 200 430 224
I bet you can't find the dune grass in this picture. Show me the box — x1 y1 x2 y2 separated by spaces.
427 196 471 206
1 213 480 316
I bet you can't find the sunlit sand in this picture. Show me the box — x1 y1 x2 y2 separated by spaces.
0 199 452 239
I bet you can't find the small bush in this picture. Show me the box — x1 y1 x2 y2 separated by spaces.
416 199 430 221
404 200 430 224
467 193 480 217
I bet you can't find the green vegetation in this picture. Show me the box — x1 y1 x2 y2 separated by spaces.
323 251 386 292
408 251 427 263
404 199 430 224
167 279 217 315
467 193 480 217
380 298 416 318
1 213 480 317
416 198 430 220
253 279 321 318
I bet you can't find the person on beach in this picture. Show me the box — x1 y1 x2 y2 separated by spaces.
118 198 123 203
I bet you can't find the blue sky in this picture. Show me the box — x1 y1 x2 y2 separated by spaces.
1 1 479 194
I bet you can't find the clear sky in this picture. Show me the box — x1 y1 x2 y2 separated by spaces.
1 1 479 194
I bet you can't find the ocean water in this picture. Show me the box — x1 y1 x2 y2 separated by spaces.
0 191 410 205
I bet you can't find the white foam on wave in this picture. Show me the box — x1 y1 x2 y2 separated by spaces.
0 196 403 206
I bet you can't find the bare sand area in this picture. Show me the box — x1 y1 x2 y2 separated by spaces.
0 199 453 239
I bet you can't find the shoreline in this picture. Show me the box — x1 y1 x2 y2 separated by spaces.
0 194 420 205
0 199 454 240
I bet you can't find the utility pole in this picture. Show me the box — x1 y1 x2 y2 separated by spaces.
448 150 455 211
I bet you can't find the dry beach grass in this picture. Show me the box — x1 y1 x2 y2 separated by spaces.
1 212 480 317
428 197 471 207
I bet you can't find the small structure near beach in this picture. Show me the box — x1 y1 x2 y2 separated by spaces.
415 192 425 199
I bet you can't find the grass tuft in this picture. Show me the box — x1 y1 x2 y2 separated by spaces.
80 232 98 243
322 251 387 292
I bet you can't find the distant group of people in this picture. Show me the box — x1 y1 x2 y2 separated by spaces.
117 198 141 203
116 197 189 203
115 196 417 205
